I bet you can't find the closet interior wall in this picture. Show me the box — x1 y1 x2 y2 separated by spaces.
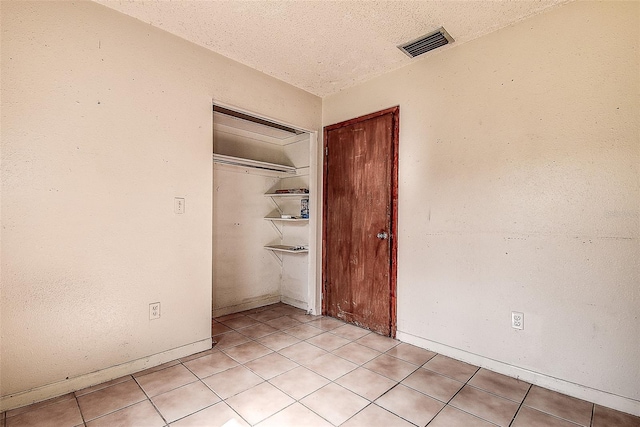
212 112 311 317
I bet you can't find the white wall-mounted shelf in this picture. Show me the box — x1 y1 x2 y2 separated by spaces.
213 153 296 175
263 217 309 222
264 191 309 198
264 245 309 254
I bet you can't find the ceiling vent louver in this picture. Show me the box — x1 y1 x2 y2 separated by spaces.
398 27 454 58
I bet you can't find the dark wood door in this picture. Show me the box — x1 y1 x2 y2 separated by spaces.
322 107 399 336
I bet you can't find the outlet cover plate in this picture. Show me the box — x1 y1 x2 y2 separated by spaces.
150 302 161 320
512 311 524 330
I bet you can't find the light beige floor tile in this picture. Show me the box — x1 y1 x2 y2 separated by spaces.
257 331 300 351
241 305 274 315
385 342 437 366
271 305 305 316
450 385 520 427
342 403 415 427
255 403 333 427
151 381 220 423
523 385 593 427
375 384 444 426
401 368 464 402
592 404 640 427
278 341 328 365
237 323 279 339
307 317 345 331
244 352 298 380
512 406 584 427
170 402 249 427
330 324 370 341
77 379 146 421
183 352 238 378
284 324 324 340
363 354 418 381
214 312 245 322
264 316 303 331
247 310 284 323
335 367 397 401
287 313 322 324
212 331 250 350
333 342 381 365
136 364 198 397
6 399 83 427
306 332 350 351
222 341 272 364
75 376 132 397
468 368 530 402
226 382 295 425
423 354 479 383
6 393 76 418
179 348 218 363
202 365 264 399
303 353 357 380
86 400 164 427
428 405 496 427
269 367 330 400
132 360 181 378
218 315 260 330
300 383 369 426
355 333 400 353
211 321 232 335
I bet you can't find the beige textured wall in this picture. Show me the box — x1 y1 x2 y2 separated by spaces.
0 0 321 402
213 167 282 315
324 1 639 405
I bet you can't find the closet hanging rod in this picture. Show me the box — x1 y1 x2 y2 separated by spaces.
213 153 296 174
213 105 304 135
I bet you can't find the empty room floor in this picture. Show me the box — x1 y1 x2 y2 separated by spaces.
2 303 638 427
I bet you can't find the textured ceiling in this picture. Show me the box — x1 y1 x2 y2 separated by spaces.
95 0 568 97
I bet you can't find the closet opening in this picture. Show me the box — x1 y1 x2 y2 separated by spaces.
212 104 319 319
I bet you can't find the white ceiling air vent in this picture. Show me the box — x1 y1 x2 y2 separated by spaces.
398 27 454 58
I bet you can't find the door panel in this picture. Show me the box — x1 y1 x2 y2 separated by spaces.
323 108 398 336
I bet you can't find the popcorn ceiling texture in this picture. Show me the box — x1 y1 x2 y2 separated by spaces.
94 0 568 97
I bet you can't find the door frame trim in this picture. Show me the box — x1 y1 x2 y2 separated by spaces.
321 106 399 337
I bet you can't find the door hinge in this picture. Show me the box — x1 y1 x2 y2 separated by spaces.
325 146 328 156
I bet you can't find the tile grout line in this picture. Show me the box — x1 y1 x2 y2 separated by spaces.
223 311 385 426
130 373 169 427
508 383 533 427
426 365 504 427
230 311 449 426
73 393 87 427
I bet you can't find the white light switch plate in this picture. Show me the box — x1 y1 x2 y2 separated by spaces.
174 198 185 214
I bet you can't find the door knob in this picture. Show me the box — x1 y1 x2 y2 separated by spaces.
376 232 388 240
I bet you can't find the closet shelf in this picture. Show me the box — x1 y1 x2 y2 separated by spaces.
264 217 309 222
213 153 296 175
264 245 309 254
264 191 309 198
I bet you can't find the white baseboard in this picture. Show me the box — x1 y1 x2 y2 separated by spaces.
0 338 212 412
397 331 640 417
212 295 280 318
280 296 308 311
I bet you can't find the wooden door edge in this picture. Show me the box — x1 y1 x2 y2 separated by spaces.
321 125 329 316
389 107 399 338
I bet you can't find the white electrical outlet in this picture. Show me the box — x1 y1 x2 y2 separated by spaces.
149 302 161 320
174 197 185 214
512 311 524 330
